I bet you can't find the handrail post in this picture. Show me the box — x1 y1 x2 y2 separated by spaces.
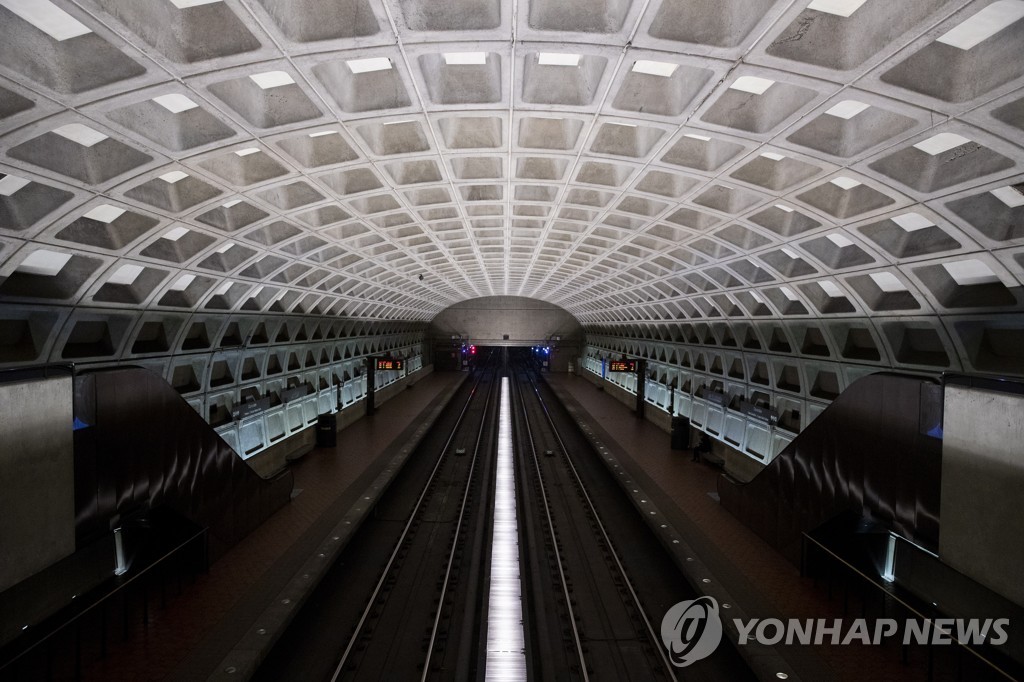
113 527 127 576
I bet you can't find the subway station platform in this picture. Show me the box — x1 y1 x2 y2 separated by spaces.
75 369 926 681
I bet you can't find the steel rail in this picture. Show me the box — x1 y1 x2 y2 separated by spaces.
511 371 590 681
420 367 499 680
524 371 680 682
329 366 495 682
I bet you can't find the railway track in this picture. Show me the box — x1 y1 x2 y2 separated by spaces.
254 358 498 682
256 355 752 681
512 366 675 681
512 362 753 681
331 367 496 681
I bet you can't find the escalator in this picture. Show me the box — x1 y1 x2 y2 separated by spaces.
717 372 942 564
73 366 294 560
1 366 294 678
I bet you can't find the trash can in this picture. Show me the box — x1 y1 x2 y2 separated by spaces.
316 413 337 448
671 415 690 451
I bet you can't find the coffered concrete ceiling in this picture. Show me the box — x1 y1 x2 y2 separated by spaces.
1 0 1023 374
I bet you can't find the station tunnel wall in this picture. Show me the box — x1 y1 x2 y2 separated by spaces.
428 296 582 371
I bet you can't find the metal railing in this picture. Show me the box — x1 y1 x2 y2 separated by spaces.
802 532 1019 682
0 524 208 681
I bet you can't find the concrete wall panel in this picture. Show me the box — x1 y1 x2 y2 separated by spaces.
940 384 1024 607
0 377 75 593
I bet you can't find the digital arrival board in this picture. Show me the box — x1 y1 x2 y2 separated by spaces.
375 357 404 371
607 359 637 373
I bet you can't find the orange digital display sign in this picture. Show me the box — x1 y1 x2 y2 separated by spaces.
608 360 637 372
375 358 404 371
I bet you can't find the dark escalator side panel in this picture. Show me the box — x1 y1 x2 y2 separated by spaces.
73 368 293 559
718 373 942 564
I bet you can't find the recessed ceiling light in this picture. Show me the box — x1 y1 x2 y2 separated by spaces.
913 132 972 155
870 272 907 292
807 0 868 18
234 147 260 156
824 100 870 119
152 93 198 113
761 152 786 161
249 71 295 89
52 123 108 147
308 130 338 138
684 133 711 141
538 52 581 66
222 199 243 208
730 76 775 95
830 176 861 190
937 0 1024 51
163 226 190 241
216 242 234 253
781 286 799 301
991 185 1024 208
347 57 392 74
819 280 845 298
0 0 91 41
444 52 487 65
774 204 794 212
160 170 189 184
16 249 71 277
632 60 678 77
827 233 855 247
0 174 31 196
168 0 222 7
891 212 934 231
943 259 1001 286
169 274 195 291
108 264 145 286
84 204 126 223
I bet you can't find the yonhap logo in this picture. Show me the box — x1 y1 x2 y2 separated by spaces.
660 596 723 667
660 596 1010 669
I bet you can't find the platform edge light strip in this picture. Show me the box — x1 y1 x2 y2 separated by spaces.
485 377 527 681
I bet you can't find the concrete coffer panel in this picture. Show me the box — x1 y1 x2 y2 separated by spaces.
0 376 76 593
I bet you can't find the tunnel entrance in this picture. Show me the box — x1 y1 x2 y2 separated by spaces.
428 296 582 373
434 345 571 373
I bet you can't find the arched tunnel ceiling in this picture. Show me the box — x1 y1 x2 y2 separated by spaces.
429 295 582 345
0 0 1023 357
